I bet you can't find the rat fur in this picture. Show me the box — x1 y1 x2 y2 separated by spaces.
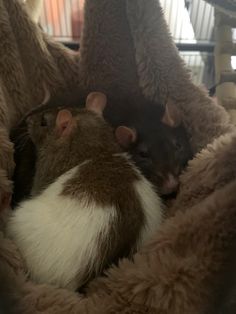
11 92 192 205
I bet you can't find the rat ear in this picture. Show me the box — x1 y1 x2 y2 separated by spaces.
115 126 137 148
85 92 107 116
56 109 75 137
161 99 181 128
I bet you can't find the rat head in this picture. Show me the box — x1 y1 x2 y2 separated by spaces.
26 92 116 151
115 100 192 196
25 92 120 194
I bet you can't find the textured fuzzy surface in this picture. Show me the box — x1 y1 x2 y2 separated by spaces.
203 0 236 17
1 0 236 313
0 0 79 195
80 0 233 154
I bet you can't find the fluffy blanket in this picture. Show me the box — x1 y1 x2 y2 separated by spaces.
1 0 236 313
0 0 79 195
203 0 236 18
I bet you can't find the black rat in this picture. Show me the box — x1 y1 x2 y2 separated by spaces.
7 92 163 291
103 97 193 196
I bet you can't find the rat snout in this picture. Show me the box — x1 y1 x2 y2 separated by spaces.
160 173 179 195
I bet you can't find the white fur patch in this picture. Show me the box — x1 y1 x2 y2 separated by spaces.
7 154 163 290
134 178 163 247
7 166 117 290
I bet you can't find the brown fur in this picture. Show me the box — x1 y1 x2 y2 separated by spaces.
212 240 236 314
0 230 26 312
79 0 233 154
11 96 192 203
169 130 236 216
84 181 236 314
27 108 121 194
24 104 149 287
1 179 236 313
125 0 233 153
0 0 79 197
79 0 141 100
63 154 145 286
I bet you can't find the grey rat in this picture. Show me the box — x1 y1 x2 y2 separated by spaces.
7 92 163 291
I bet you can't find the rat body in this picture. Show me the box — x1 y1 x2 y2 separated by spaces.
7 93 163 291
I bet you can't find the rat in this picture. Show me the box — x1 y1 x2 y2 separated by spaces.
11 93 192 205
6 92 163 291
103 97 193 196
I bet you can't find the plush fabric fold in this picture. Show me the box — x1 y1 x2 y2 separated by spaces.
80 0 232 153
203 0 236 18
0 0 79 193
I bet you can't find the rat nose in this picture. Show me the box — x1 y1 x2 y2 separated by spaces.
160 173 179 195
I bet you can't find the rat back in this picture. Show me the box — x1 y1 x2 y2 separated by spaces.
7 153 163 290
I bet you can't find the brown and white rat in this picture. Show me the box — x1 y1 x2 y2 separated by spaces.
7 92 163 291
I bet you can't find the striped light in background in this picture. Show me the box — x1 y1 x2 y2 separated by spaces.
39 0 216 86
40 0 84 42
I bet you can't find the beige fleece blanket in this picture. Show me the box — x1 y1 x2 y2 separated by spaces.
0 0 79 195
0 0 236 313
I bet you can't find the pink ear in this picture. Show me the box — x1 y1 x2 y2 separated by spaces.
162 99 181 128
56 110 75 137
85 92 107 116
115 126 137 148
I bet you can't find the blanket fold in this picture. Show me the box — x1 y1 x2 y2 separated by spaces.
80 0 232 153
0 0 79 192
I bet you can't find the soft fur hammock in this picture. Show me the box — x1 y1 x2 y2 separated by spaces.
1 0 236 313
204 0 236 18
